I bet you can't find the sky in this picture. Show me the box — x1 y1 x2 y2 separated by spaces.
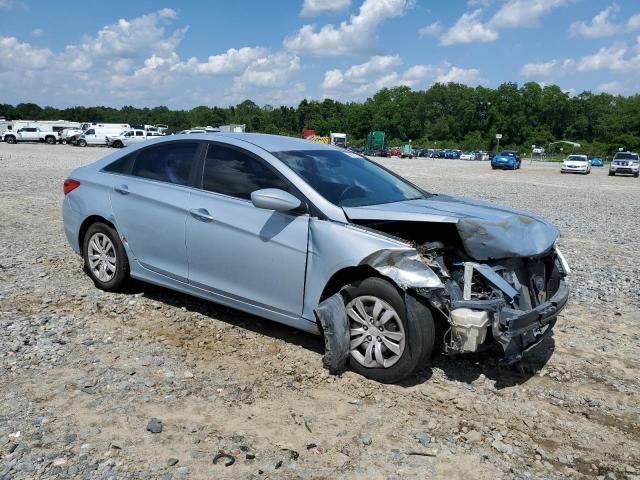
1 0 639 109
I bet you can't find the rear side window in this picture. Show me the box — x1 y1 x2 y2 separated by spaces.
103 153 134 174
202 144 289 200
131 142 198 186
136 131 144 137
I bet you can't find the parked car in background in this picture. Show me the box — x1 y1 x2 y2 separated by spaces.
609 152 639 177
459 152 474 161
388 147 401 157
107 129 148 148
561 154 591 174
590 156 604 167
77 126 129 147
400 144 413 158
491 151 521 170
62 133 569 383
1 127 58 145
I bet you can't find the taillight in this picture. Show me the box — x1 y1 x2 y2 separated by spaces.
63 178 80 195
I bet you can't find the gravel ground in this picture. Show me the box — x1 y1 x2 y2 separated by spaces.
0 143 638 480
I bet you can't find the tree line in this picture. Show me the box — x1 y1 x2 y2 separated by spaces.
2 81 639 156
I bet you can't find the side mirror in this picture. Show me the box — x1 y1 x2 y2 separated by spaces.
251 188 302 212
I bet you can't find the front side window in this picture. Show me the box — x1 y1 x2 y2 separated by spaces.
136 131 144 137
272 149 425 207
131 142 198 185
86 129 95 135
202 144 289 200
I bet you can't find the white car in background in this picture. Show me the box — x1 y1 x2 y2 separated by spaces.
561 154 591 174
459 152 475 161
106 129 148 148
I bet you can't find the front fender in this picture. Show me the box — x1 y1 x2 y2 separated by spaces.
303 219 443 320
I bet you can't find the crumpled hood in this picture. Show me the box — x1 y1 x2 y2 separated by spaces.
343 194 559 261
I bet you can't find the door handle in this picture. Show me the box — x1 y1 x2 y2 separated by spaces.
189 208 214 222
114 184 129 195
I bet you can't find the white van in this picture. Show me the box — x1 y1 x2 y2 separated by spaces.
77 126 129 147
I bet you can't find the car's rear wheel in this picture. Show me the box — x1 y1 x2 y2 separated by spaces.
45 136 56 145
5 135 16 144
341 277 434 383
83 223 129 291
609 171 614 176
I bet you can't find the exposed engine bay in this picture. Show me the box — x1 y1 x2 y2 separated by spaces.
353 219 570 363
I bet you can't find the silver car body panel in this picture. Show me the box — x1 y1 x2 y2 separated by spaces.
63 133 568 364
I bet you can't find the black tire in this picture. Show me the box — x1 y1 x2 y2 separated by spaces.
82 222 129 292
341 277 434 383
608 171 614 176
45 136 56 145
5 135 16 144
78 139 87 147
635 172 639 178
113 140 123 148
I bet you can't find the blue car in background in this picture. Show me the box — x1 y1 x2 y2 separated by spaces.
590 156 604 167
491 150 521 170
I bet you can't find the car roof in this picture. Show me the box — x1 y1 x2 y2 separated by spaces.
166 132 336 153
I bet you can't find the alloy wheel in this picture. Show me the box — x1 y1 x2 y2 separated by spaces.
87 232 117 282
346 295 406 368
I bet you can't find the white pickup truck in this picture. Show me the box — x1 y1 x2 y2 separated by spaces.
2 127 58 145
106 129 148 148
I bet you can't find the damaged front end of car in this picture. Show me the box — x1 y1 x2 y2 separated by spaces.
339 196 571 365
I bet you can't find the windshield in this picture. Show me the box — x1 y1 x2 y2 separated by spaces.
499 151 516 156
567 155 587 162
273 149 425 207
614 153 639 161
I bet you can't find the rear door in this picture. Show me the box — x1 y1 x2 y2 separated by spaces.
186 142 309 316
107 141 202 282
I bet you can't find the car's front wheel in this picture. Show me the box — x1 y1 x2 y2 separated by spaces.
342 277 434 383
83 223 129 291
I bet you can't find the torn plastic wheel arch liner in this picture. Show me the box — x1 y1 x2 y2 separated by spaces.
313 248 445 373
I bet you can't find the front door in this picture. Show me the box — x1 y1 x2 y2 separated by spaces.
186 142 309 316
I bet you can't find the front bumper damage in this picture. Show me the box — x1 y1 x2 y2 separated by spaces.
451 278 569 363
314 246 570 372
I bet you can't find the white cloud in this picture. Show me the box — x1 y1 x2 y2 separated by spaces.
301 0 351 17
596 80 624 95
0 36 52 69
31 28 44 38
569 4 619 38
344 55 401 83
441 9 498 46
321 69 344 89
0 9 306 108
233 52 301 90
489 0 571 29
284 0 413 55
436 66 483 84
519 58 575 78
569 4 640 38
321 57 484 99
576 43 640 72
176 47 268 75
418 21 442 38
